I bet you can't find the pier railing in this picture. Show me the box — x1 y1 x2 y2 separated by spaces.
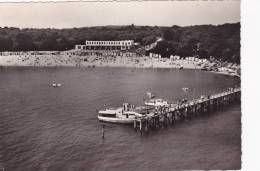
134 87 241 133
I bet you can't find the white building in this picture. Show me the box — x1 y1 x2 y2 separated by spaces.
170 55 180 60
75 40 134 51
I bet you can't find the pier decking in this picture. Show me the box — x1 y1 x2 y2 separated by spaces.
134 87 241 133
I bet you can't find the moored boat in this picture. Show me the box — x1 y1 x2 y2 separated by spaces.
144 98 169 107
98 103 140 124
144 91 169 107
98 103 155 124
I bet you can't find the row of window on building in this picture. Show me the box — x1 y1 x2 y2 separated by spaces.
75 45 131 50
85 40 134 46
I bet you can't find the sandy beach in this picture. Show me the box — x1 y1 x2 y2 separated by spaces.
0 52 240 77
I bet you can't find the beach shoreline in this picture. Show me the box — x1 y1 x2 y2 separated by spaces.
0 53 240 78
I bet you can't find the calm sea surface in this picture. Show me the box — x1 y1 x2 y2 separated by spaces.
0 67 241 171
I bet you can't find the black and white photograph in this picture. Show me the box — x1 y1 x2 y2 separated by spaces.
0 0 245 170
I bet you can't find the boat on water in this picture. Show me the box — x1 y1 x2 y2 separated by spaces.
98 92 167 123
98 103 154 124
144 98 169 107
52 82 62 87
144 91 169 107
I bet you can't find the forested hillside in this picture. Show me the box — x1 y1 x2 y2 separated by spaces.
0 23 240 63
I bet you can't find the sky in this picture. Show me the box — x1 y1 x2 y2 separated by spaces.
0 0 240 28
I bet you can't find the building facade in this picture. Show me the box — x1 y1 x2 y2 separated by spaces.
75 40 134 51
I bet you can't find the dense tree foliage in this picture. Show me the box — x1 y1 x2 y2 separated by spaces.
0 23 240 63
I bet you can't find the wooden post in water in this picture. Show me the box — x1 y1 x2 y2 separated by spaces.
206 101 210 113
176 109 180 122
156 115 160 128
171 111 175 125
102 125 105 139
151 116 155 129
164 112 168 128
187 105 192 120
134 119 137 130
139 119 143 134
145 119 148 132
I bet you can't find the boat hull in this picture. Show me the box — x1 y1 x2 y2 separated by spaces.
98 115 135 124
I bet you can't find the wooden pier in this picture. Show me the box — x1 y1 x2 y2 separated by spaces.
133 87 241 134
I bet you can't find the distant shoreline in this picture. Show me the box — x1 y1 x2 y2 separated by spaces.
0 53 240 78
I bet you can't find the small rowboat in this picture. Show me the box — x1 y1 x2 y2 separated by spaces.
52 83 62 87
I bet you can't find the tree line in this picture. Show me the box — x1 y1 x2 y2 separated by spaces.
0 23 240 63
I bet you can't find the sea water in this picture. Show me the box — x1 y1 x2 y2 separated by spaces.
0 67 241 170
